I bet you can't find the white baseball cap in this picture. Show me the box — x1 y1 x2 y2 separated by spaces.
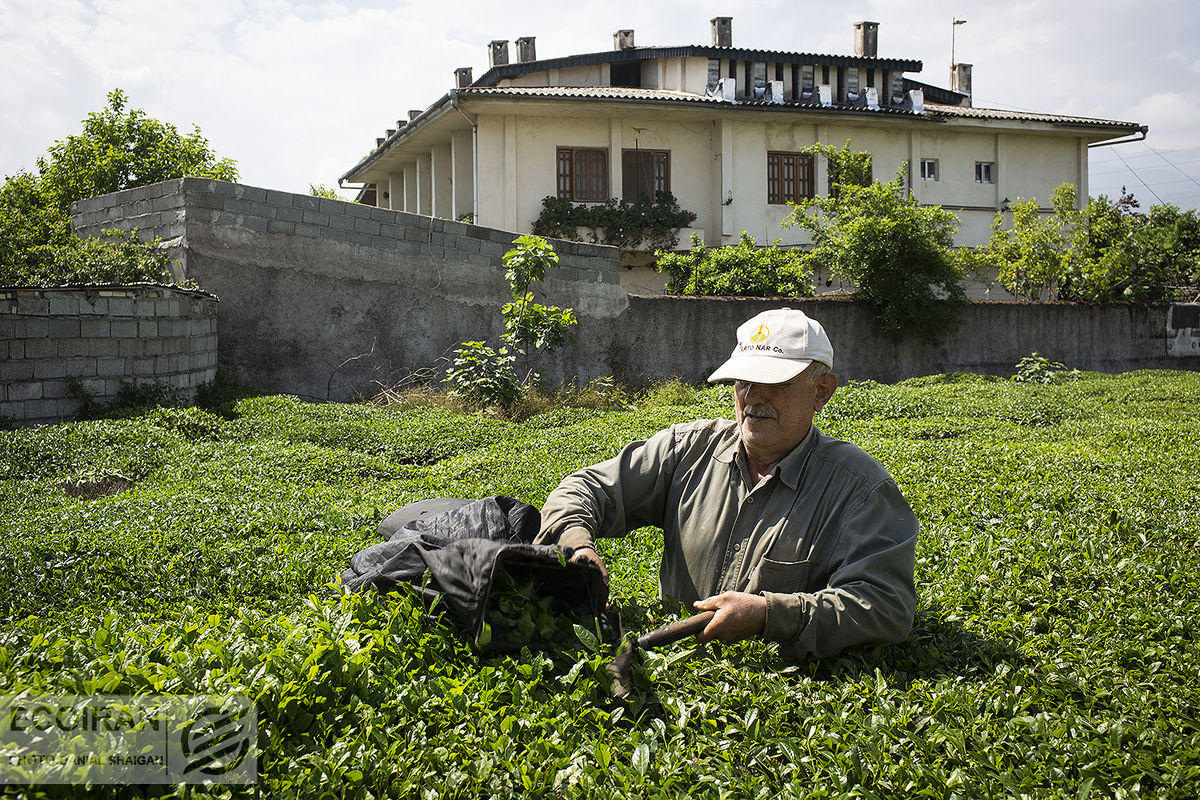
707 308 834 384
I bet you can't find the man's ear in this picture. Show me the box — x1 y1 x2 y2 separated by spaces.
813 373 838 412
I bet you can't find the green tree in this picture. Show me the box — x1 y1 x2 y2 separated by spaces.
979 185 1080 301
655 231 813 297
0 88 237 286
447 235 577 411
784 142 966 343
309 184 341 200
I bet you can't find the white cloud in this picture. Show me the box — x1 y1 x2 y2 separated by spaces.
2 0 1198 204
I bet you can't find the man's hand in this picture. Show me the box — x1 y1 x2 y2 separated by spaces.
569 545 609 585
693 592 767 644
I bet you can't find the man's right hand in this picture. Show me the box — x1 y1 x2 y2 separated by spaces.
570 545 609 585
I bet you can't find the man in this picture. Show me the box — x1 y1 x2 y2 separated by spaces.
535 308 917 660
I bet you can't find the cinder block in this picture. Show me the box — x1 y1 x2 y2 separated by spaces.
295 195 320 212
234 185 268 203
267 220 296 235
145 338 166 355
275 205 304 223
109 298 134 316
0 360 34 381
96 357 124 375
24 338 56 358
80 319 110 338
16 297 49 316
294 223 323 238
48 296 78 316
327 214 355 231
6 340 22 359
138 320 160 338
41 379 71 399
264 189 291 207
8 382 42 401
110 319 138 338
64 357 97 377
49 319 80 338
302 210 330 226
131 357 155 375
58 338 91 357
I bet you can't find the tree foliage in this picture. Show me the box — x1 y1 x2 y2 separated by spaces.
784 142 967 343
0 88 237 286
447 235 577 411
655 231 813 297
978 183 1200 302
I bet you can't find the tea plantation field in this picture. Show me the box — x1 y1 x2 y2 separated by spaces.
1 371 1198 798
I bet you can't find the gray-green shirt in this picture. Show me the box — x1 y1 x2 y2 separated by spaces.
536 418 917 660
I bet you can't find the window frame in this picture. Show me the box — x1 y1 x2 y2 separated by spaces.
556 147 609 203
975 161 995 184
621 148 671 201
766 151 815 205
920 158 939 182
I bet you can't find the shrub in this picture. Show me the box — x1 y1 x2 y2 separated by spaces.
655 231 814 297
531 192 697 253
784 142 967 343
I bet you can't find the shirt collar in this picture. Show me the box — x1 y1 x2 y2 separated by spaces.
713 421 821 489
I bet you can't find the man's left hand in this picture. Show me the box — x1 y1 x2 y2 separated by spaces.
692 592 767 644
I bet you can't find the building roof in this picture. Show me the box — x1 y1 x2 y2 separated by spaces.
923 102 1143 130
473 45 923 88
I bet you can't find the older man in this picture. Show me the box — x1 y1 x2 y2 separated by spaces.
535 308 917 660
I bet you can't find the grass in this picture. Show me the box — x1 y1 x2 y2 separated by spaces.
1 372 1198 797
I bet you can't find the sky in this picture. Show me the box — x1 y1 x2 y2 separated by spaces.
3 0 1199 210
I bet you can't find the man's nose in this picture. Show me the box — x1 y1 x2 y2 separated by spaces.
740 382 767 402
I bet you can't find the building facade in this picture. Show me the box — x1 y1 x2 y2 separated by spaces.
341 18 1145 293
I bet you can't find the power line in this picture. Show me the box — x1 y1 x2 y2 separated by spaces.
1108 147 1164 204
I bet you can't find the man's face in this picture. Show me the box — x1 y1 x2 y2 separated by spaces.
734 367 837 466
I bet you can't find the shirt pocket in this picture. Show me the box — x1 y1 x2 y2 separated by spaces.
747 557 811 595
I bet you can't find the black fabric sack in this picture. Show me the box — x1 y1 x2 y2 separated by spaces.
342 496 607 652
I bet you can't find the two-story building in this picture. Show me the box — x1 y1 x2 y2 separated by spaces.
341 17 1145 293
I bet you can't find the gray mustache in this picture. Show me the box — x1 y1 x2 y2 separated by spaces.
743 404 778 419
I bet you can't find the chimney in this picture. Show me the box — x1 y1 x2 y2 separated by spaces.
711 16 732 47
489 40 509 67
455 67 473 88
386 129 396 138
516 36 536 63
408 109 422 121
614 29 635 50
376 138 384 147
854 21 879 58
951 63 973 106
396 120 407 129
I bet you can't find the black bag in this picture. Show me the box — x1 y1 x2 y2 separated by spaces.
342 496 608 652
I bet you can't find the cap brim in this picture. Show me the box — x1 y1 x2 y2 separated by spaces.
707 356 813 384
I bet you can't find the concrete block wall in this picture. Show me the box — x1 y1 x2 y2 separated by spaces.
0 285 218 426
71 179 628 400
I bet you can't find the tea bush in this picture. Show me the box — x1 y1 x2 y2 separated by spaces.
1 372 1198 797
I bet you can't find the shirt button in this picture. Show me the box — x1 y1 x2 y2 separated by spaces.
746 496 755 504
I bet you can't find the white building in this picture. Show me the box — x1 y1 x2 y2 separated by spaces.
341 18 1145 293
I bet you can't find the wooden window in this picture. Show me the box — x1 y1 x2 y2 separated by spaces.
557 147 609 202
622 150 670 201
975 161 995 184
767 152 815 204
